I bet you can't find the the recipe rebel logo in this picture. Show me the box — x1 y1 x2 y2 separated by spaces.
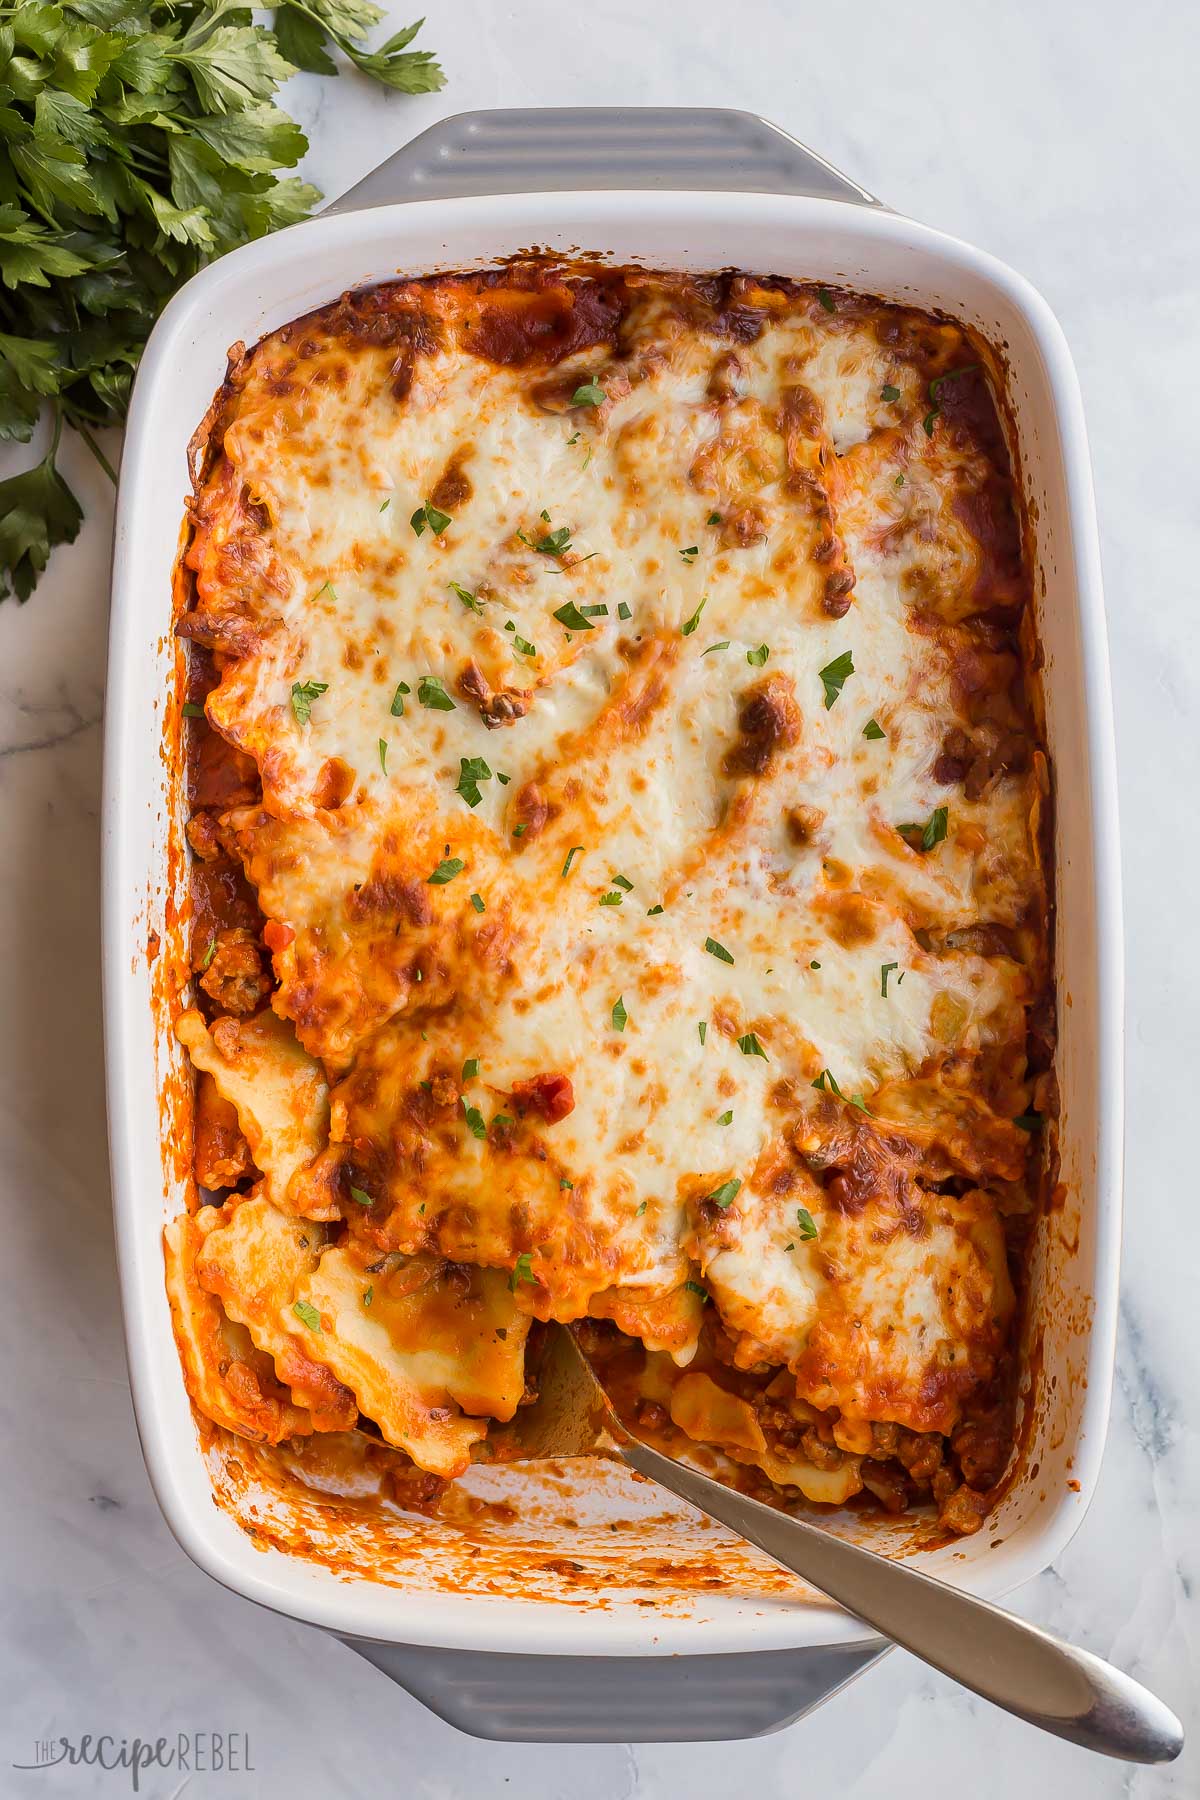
13 1732 255 1791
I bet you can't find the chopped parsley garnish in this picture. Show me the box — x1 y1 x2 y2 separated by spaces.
881 961 899 998
680 596 708 636
506 625 537 656
716 1110 733 1127
618 601 633 620
812 1068 870 1112
1013 1112 1043 1132
684 1280 709 1300
636 1200 648 1215
378 738 388 775
509 1252 536 1290
647 904 664 916
737 1032 767 1059
566 432 581 447
923 364 980 435
411 500 452 536
428 856 465 885
698 1021 708 1045
611 995 628 1032
881 384 901 403
292 1300 321 1332
553 600 594 631
450 580 482 613
527 524 574 557
496 771 511 785
462 1058 480 1081
580 603 609 618
702 640 730 656
599 890 623 906
611 873 634 892
182 701 205 719
796 1207 819 1240
363 1286 374 1308
572 377 605 407
417 675 456 711
462 1100 488 1140
562 847 584 878
290 680 328 726
706 511 722 525
817 288 836 313
561 1177 575 1190
898 805 949 853
200 938 217 972
348 1185 374 1208
492 1113 515 1133
456 756 493 808
708 1177 742 1209
810 960 821 969
705 937 734 964
863 717 885 740
818 650 854 709
746 643 770 667
380 499 391 513
679 545 699 562
894 473 905 487
390 681 411 717
470 892 485 913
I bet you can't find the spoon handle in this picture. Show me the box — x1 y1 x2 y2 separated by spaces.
619 1438 1182 1764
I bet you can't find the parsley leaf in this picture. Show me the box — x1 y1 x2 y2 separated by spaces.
796 1207 819 1240
716 1110 733 1127
708 1177 741 1209
611 995 628 1032
680 596 707 636
706 511 722 525
462 1058 480 1081
923 364 980 435
863 717 885 740
553 600 594 631
428 856 465 885
617 601 633 621
702 640 730 656
462 1100 487 1140
390 681 410 717
449 580 482 613
292 1300 321 1332
818 651 854 709
737 1032 767 1059
698 1021 707 1045
411 499 452 536
417 675 456 711
679 545 699 562
562 846 584 877
572 376 605 407
881 383 901 402
812 1068 871 1112
182 702 205 720
348 1185 374 1208
881 961 898 997
898 806 949 853
817 288 836 313
469 892 485 913
704 937 734 964
290 679 328 726
378 737 388 775
746 643 770 667
509 1252 537 1290
456 755 492 807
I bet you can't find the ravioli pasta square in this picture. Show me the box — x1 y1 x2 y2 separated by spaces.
168 264 1051 1529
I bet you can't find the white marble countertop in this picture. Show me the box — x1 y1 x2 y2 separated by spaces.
2 1 1197 1792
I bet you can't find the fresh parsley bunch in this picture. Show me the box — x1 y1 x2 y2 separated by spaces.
0 0 444 600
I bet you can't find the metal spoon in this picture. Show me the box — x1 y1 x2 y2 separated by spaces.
504 1328 1182 1764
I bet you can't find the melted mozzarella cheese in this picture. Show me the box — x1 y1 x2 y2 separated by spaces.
176 268 1046 1449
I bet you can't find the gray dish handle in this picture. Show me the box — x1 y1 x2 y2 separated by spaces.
325 106 881 214
329 103 881 1743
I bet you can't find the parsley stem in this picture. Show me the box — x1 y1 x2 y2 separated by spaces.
75 421 119 487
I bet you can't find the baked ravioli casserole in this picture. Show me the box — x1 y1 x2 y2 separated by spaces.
167 264 1053 1538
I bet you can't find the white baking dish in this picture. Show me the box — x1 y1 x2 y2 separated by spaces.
102 109 1120 1735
